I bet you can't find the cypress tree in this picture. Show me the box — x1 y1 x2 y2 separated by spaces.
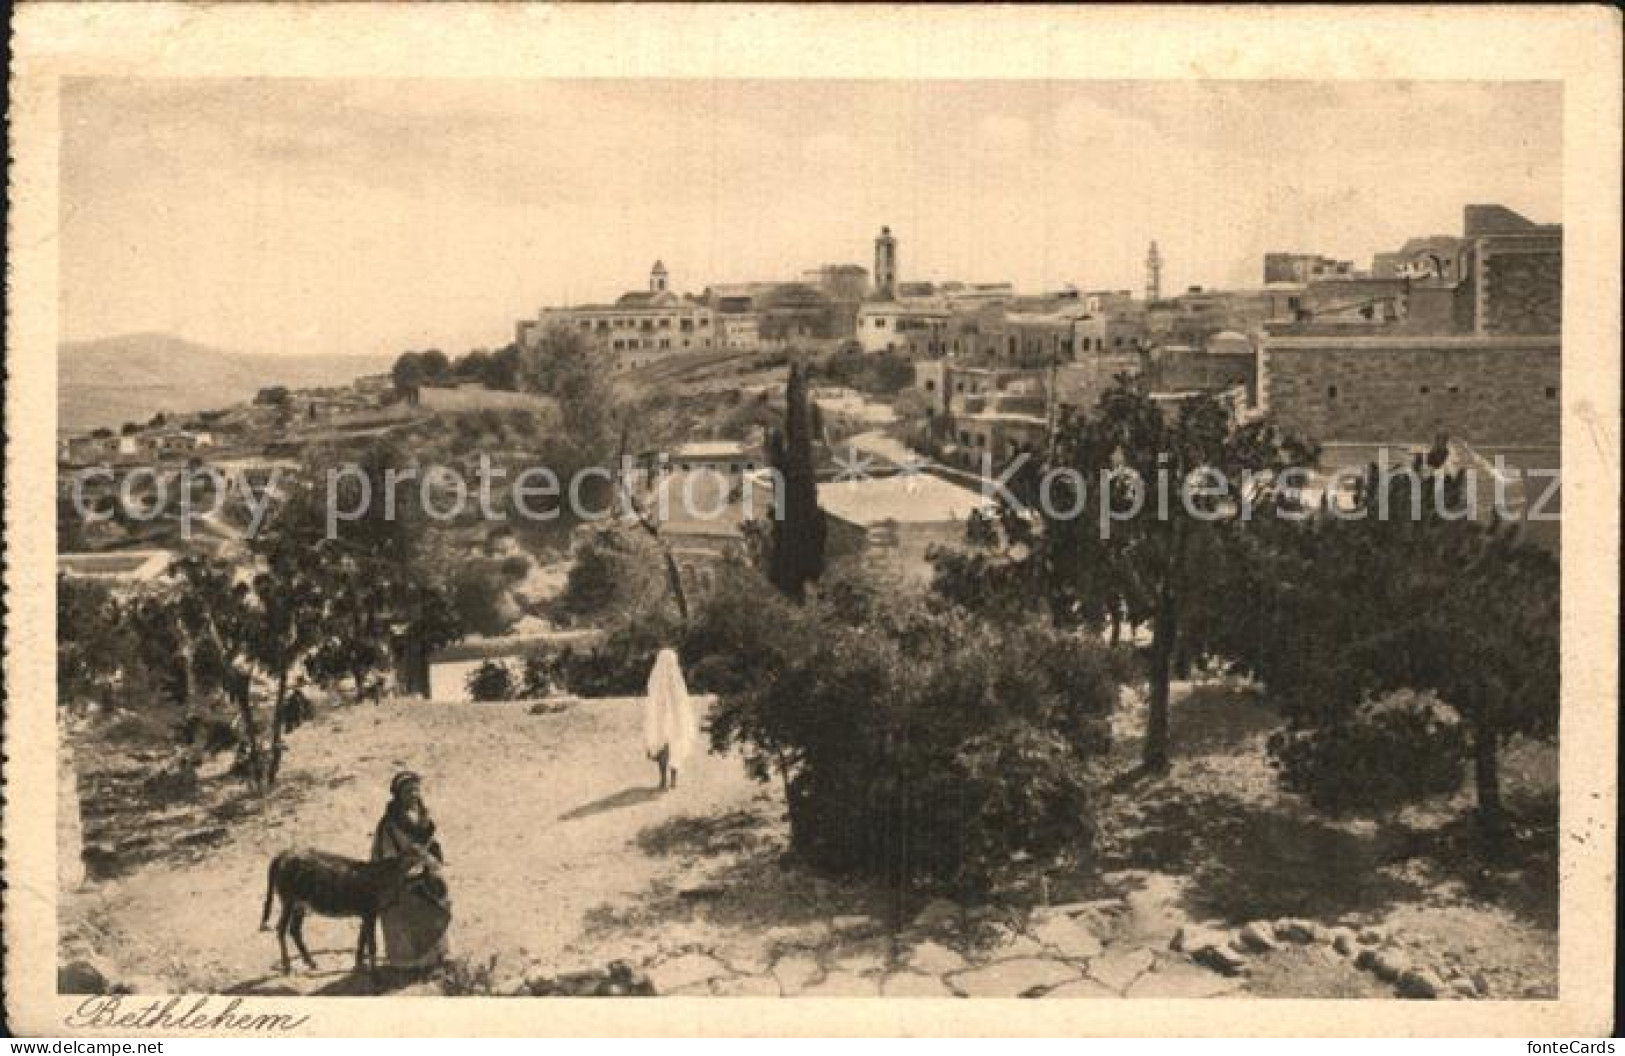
768 362 826 600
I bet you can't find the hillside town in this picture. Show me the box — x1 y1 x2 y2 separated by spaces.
57 202 1562 1003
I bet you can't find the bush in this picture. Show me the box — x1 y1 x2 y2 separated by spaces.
520 650 563 698
466 660 518 701
558 605 683 697
447 564 520 637
555 528 663 622
1267 691 1467 815
695 566 1116 892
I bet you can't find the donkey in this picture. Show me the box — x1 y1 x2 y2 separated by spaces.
259 847 430 974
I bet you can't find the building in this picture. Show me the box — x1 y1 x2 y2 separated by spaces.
940 282 1017 311
1261 205 1561 546
704 280 849 350
855 301 950 354
651 440 764 481
1265 332 1558 446
718 313 761 350
948 391 1049 467
741 473 989 587
1263 252 1362 284
811 386 898 430
1145 240 1163 302
874 226 898 300
803 264 870 304
517 262 717 359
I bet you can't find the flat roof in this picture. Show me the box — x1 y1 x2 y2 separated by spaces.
670 440 750 458
818 474 990 527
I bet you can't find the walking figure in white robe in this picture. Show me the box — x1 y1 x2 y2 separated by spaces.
643 648 698 791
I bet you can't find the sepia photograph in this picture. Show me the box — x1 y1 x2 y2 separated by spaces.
5 3 1619 1041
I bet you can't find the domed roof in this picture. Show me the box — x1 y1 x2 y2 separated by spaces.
1207 330 1252 354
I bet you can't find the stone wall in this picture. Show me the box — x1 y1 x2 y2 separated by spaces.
1482 249 1561 336
1148 350 1256 401
1264 336 1560 445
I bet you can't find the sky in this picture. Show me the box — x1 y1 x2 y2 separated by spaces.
60 78 1562 358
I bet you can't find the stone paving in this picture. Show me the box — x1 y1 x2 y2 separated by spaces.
600 870 1488 999
629 893 1250 999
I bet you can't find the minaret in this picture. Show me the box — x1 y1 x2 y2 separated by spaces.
650 260 669 294
874 226 898 300
1145 241 1163 303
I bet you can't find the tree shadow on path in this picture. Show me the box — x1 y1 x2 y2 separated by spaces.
559 785 664 822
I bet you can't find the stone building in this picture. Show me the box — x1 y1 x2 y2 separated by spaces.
803 264 871 304
517 262 717 358
1263 252 1362 284
1263 333 1558 447
817 474 991 587
1261 205 1561 548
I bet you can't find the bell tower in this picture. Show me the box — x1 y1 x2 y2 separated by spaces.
874 226 898 300
1145 241 1163 303
650 260 669 294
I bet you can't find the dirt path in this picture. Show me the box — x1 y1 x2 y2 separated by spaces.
67 696 763 992
63 681 1555 999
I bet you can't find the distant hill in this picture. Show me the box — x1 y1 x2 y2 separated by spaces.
59 333 394 432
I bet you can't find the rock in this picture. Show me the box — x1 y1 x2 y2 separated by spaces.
1237 921 1279 952
1397 969 1444 999
491 966 533 996
1171 925 1229 954
663 981 715 996
1041 977 1121 999
970 925 1045 962
1126 958 1246 998
111 974 168 996
833 939 891 977
1068 902 1130 942
771 953 823 995
58 958 111 995
646 952 730 994
607 961 656 996
1029 914 1104 959
1355 949 1379 972
1370 951 1411 984
831 913 881 939
902 940 968 975
1358 926 1387 946
717 942 774 976
803 970 881 997
1087 946 1155 992
949 957 1080 998
1449 977 1481 1000
1047 898 1125 918
913 899 962 932
1120 884 1187 944
1329 928 1358 956
1273 919 1318 944
881 972 954 998
711 973 783 997
1192 944 1250 977
765 922 831 950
